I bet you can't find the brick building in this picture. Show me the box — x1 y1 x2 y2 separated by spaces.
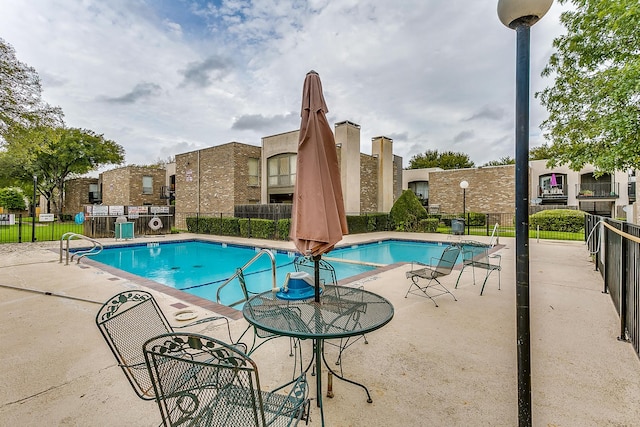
261 121 402 215
174 142 262 223
63 177 100 214
100 165 167 206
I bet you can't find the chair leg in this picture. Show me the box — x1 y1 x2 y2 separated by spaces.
480 269 500 296
455 267 465 289
406 277 457 307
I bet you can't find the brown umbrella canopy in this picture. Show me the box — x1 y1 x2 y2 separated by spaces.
290 71 348 257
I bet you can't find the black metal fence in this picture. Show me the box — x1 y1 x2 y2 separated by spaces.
585 215 640 359
0 211 173 243
1 209 588 244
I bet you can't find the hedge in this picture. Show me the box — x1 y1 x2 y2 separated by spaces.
238 218 277 239
417 218 439 233
529 209 586 233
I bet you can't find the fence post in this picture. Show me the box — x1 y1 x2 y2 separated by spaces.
618 222 629 342
486 215 489 236
18 214 23 243
602 218 608 294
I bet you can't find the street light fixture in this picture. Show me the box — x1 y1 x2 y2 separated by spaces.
497 0 553 426
459 180 469 216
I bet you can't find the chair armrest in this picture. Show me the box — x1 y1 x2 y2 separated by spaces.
266 373 309 423
488 253 501 266
408 261 427 271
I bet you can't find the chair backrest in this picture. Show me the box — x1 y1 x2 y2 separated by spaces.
434 245 462 275
96 290 173 400
461 241 493 265
143 332 267 426
293 256 337 286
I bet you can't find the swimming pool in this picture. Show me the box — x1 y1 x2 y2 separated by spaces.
88 239 480 307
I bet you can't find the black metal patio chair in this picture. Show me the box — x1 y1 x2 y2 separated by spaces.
234 269 302 361
455 242 502 295
96 290 242 401
143 332 310 427
405 244 462 307
293 256 368 368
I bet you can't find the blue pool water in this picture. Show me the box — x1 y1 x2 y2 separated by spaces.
88 239 477 306
329 239 451 265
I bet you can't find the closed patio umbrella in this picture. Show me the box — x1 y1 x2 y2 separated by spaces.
290 70 348 302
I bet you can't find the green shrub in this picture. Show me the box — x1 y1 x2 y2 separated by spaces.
417 218 439 233
529 209 586 233
276 218 291 240
367 213 392 231
389 190 427 231
247 219 276 239
347 215 369 234
465 212 486 226
238 218 250 238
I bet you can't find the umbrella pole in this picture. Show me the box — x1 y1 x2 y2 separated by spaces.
313 254 321 302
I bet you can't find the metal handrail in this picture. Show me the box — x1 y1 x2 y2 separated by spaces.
60 232 104 265
216 248 278 308
488 223 500 247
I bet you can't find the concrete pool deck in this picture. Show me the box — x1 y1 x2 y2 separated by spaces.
1 232 639 426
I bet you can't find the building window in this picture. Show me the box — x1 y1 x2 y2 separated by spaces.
248 158 260 186
539 173 565 194
408 181 429 202
268 154 296 187
142 176 153 195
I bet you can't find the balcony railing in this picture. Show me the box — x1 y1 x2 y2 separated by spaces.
538 185 567 205
576 182 619 199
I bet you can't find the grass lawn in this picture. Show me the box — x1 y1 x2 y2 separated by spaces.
436 226 584 241
0 221 84 243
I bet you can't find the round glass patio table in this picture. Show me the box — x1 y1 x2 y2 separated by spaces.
242 285 394 426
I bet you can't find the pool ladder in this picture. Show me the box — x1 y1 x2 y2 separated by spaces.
60 232 104 265
216 248 278 309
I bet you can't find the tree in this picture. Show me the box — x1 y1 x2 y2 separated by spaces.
0 38 62 140
408 149 475 170
0 126 124 215
483 156 515 167
389 189 427 231
0 187 27 212
528 143 554 161
537 0 640 174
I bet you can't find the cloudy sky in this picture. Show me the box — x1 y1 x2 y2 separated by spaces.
0 0 567 169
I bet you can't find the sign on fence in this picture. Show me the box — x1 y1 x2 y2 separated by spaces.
39 214 55 222
0 214 15 225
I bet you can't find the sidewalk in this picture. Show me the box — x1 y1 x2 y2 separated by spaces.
0 234 639 426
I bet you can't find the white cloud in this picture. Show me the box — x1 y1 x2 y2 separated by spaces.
0 0 567 168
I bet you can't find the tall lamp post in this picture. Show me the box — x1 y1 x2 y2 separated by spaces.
32 175 37 242
497 1 552 426
459 180 469 216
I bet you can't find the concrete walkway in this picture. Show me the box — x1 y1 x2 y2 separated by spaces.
0 233 638 426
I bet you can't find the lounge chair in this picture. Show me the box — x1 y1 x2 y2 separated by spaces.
405 245 462 307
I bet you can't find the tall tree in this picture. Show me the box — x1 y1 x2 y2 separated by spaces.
408 149 475 170
483 156 515 167
529 143 555 161
0 126 124 215
537 0 640 173
0 38 62 139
